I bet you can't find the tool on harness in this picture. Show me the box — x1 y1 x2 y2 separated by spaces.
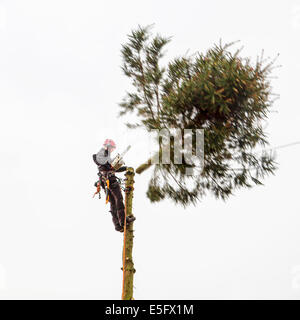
116 177 126 191
93 181 101 199
93 171 126 201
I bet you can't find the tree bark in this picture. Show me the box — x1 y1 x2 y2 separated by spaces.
121 167 135 300
136 159 152 174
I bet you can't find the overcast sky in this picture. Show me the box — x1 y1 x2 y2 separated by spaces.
0 0 300 299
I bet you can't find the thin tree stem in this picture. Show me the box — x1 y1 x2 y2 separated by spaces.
121 167 136 300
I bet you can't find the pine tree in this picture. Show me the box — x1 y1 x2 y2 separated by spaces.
120 25 278 206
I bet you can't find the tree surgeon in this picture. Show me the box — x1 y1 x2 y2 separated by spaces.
93 139 135 232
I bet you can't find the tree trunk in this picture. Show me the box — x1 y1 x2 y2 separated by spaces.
121 167 135 300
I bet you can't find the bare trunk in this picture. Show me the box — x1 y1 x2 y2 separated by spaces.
121 167 135 300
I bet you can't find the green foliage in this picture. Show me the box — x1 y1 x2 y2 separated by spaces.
120 25 278 206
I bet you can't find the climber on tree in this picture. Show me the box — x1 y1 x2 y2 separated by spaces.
93 139 135 232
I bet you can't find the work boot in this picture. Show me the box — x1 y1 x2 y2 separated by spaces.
112 216 123 232
115 225 124 233
126 215 136 224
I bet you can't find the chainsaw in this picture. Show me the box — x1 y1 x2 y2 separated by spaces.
111 145 131 170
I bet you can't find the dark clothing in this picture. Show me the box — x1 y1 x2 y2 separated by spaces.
93 148 125 231
106 175 125 228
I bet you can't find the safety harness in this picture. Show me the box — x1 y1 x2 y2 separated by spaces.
93 170 125 204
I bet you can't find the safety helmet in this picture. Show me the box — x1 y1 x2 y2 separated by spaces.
103 139 116 149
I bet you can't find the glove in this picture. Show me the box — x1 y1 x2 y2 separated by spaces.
116 166 127 172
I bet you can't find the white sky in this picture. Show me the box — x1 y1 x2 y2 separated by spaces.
0 0 299 299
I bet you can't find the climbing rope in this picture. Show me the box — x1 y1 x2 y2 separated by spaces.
121 186 128 300
92 182 100 198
